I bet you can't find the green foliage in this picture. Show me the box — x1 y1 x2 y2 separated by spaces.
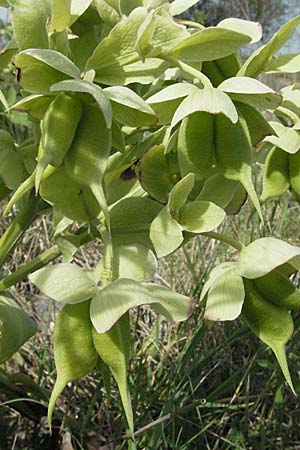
0 0 300 442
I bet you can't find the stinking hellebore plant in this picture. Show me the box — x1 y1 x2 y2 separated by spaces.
0 0 300 435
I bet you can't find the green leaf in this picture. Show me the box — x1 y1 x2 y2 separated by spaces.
253 269 300 309
94 0 122 26
145 283 192 322
236 102 275 146
238 237 300 279
92 313 134 432
139 144 179 203
170 27 251 62
86 8 147 78
197 173 242 210
177 111 215 179
14 49 80 94
40 167 100 221
169 0 199 16
12 94 53 120
51 79 112 128
110 197 162 247
29 263 98 304
260 146 290 201
112 244 157 282
264 121 300 154
48 301 98 427
90 279 156 333
0 130 26 190
178 200 225 233
217 18 262 44
204 266 245 321
265 53 300 74
0 0 9 6
52 0 71 32
214 114 263 222
0 39 18 71
70 0 93 21
150 206 183 258
172 88 238 128
200 262 237 302
168 173 195 214
0 293 37 365
10 0 51 50
238 16 300 77
104 86 157 127
242 279 295 392
146 83 198 125
219 76 282 109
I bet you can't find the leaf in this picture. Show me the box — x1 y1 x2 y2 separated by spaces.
168 173 195 214
112 244 157 282
0 130 26 190
265 53 300 74
260 147 290 201
242 279 295 392
90 279 157 333
86 8 147 78
0 293 37 365
14 49 80 94
219 77 282 109
48 301 98 427
52 0 71 32
214 114 263 221
94 0 122 26
29 263 98 304
145 283 192 322
200 262 237 302
146 83 198 124
178 200 225 233
70 0 93 22
104 86 157 127
169 0 199 15
264 121 300 154
110 197 162 247
197 173 241 210
204 267 245 321
236 102 275 146
51 79 112 128
40 167 100 221
253 269 300 309
150 206 183 258
12 94 53 120
90 58 167 86
238 237 300 279
217 18 262 44
238 16 300 77
10 0 51 50
169 27 251 62
177 111 215 179
0 39 18 71
92 313 133 432
139 145 179 203
172 88 238 128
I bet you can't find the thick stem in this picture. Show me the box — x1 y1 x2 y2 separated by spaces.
0 229 91 291
0 194 42 268
202 231 244 252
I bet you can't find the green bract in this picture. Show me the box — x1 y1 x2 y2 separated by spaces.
1 0 300 435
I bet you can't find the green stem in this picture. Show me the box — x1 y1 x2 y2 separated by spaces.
163 56 212 88
0 194 42 268
0 229 91 292
202 231 244 252
176 19 205 30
